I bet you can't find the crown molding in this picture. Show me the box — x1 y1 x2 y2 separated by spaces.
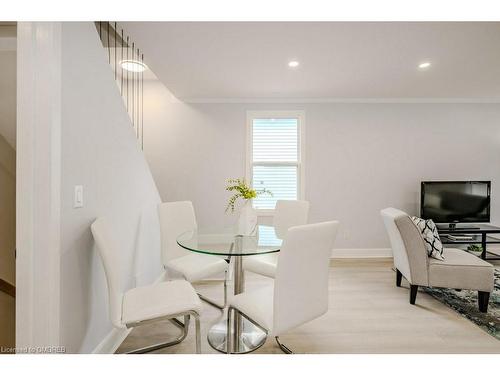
182 97 500 104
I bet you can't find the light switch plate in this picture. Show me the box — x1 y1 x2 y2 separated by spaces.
74 185 83 208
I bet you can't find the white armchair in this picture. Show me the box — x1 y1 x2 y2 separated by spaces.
381 208 494 312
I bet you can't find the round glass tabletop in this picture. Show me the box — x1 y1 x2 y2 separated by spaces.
177 225 283 256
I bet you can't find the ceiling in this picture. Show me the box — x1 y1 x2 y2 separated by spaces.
122 22 500 102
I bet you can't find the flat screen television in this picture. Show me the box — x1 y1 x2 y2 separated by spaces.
420 181 491 226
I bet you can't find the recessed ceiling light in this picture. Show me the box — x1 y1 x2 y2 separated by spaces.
120 59 148 72
288 60 300 68
418 61 431 70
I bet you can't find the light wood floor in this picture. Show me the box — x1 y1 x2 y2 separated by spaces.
117 258 500 354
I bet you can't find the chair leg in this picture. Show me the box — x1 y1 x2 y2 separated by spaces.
396 269 402 287
409 284 418 305
193 312 201 354
196 269 229 310
125 315 190 354
226 307 233 354
198 292 225 310
275 336 293 354
478 291 490 313
223 269 228 307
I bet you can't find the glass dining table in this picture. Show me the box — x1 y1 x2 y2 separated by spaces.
177 225 283 354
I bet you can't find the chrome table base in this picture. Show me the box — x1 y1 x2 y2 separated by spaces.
205 236 269 354
207 314 267 354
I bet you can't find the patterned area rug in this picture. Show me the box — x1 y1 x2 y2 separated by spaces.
423 269 500 340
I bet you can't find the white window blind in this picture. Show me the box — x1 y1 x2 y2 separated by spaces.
250 117 301 210
257 225 283 246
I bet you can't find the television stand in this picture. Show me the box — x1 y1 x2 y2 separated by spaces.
437 223 500 261
437 223 479 231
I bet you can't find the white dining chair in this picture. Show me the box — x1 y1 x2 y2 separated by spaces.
226 220 339 354
91 217 202 354
158 201 229 309
243 200 310 278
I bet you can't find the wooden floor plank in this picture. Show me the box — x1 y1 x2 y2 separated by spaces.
117 258 500 354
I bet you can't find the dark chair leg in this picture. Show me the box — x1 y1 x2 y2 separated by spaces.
478 291 490 313
409 284 418 305
396 269 402 287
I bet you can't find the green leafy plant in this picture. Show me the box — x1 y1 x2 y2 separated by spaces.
225 178 272 213
467 244 483 252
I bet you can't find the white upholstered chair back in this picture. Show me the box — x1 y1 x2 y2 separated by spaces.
273 221 338 336
273 200 310 238
380 208 429 286
91 217 125 328
158 201 198 265
381 208 412 282
394 215 429 286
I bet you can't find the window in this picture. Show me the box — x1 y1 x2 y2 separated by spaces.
247 111 305 211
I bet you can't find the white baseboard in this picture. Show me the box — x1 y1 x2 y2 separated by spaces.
92 327 132 354
331 248 393 258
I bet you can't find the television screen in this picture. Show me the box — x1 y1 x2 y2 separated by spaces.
420 181 491 223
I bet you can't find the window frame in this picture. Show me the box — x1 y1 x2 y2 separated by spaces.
246 110 306 216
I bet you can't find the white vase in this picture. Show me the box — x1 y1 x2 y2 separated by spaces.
237 200 258 235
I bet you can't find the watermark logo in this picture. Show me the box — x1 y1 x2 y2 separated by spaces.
1 346 66 354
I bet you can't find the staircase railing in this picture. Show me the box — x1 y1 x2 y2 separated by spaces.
95 22 145 149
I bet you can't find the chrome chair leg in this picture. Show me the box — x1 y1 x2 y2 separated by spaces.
170 317 186 330
198 293 224 310
194 312 201 354
224 270 228 306
275 336 293 354
196 269 229 310
125 310 201 354
126 315 190 354
226 307 233 354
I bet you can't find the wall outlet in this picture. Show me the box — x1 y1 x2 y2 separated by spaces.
74 185 83 208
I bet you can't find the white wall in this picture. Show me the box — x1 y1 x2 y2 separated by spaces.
143 81 246 233
143 80 500 249
59 23 162 353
